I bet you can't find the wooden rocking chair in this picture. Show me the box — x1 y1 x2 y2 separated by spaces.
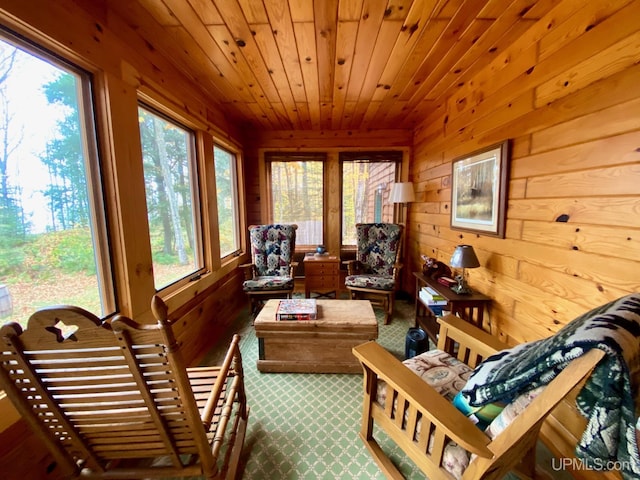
353 315 604 479
0 295 249 479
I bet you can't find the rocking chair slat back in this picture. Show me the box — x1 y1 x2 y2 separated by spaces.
0 297 248 479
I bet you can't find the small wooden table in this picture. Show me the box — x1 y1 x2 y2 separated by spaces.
303 254 341 298
254 299 378 373
413 272 491 344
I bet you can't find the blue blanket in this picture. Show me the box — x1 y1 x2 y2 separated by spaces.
462 294 640 479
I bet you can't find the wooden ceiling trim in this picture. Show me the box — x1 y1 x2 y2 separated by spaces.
161 0 259 104
537 0 632 62
206 24 278 107
344 2 388 104
108 1 238 121
374 0 444 93
263 0 307 104
252 23 300 127
398 0 489 103
314 0 339 105
236 0 269 24
426 0 546 101
294 21 320 130
349 19 405 129
372 19 448 104
288 0 314 22
385 0 415 21
165 26 243 102
338 0 365 22
137 0 180 26
187 0 224 25
332 20 359 130
417 19 493 102
92 0 616 131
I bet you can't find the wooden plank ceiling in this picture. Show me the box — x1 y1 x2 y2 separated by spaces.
106 0 554 131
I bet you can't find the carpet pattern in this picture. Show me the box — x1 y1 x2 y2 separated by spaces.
237 299 422 479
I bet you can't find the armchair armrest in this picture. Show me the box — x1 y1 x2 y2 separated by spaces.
342 259 359 276
239 262 256 280
353 341 492 458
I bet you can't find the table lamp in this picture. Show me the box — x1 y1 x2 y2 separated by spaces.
449 245 480 294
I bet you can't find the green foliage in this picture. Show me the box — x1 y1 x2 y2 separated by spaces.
22 228 96 277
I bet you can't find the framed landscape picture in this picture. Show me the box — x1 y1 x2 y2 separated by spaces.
450 140 510 238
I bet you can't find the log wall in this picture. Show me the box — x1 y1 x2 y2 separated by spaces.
409 1 640 476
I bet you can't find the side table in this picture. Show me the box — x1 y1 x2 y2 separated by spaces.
304 254 341 298
413 272 491 344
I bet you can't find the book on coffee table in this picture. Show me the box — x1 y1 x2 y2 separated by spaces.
276 299 317 320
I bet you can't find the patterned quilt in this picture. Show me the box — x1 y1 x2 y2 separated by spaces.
461 294 640 479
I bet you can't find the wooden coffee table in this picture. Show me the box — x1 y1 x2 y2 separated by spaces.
254 299 378 373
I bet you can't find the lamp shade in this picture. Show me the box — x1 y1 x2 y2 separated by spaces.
389 182 415 203
450 245 480 268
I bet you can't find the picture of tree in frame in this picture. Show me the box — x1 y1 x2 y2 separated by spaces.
450 140 510 238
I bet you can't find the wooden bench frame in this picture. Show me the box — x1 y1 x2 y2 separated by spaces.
352 315 605 480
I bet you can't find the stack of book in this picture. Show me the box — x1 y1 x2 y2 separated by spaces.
419 286 447 316
276 298 318 320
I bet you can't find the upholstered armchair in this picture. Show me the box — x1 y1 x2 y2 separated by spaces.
240 224 298 316
344 223 404 324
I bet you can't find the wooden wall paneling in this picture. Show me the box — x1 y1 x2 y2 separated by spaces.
521 221 640 262
511 130 640 178
536 30 640 107
509 196 640 238
172 271 246 366
525 164 640 198
536 0 634 61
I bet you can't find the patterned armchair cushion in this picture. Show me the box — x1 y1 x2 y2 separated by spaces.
249 224 296 277
354 223 402 276
375 349 474 479
243 276 295 292
344 274 395 291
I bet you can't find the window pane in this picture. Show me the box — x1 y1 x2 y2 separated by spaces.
270 161 323 245
214 145 240 257
0 37 114 327
138 107 202 289
342 161 396 245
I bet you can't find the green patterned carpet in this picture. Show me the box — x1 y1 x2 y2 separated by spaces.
236 299 422 480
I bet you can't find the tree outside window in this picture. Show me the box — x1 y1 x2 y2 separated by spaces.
268 154 324 246
214 145 240 258
0 36 114 327
138 106 202 289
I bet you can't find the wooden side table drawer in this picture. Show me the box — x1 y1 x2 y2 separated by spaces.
303 255 341 298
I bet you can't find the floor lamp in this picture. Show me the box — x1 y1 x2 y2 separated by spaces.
390 182 415 224
390 182 415 298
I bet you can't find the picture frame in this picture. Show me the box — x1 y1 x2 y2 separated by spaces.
450 140 510 238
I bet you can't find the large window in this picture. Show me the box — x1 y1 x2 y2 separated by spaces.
267 153 325 246
214 145 240 258
0 34 114 327
138 106 203 289
341 152 401 245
